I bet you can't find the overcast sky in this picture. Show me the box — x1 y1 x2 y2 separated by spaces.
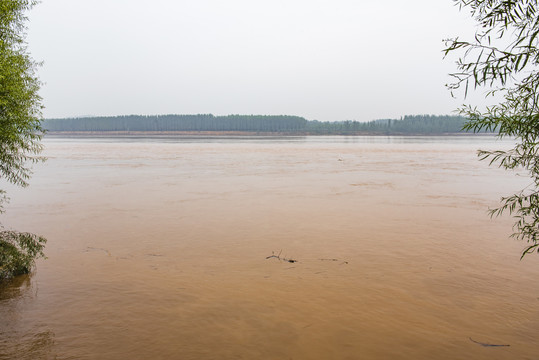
27 0 481 122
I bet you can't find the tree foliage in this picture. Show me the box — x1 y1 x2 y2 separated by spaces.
0 0 44 191
42 114 471 135
306 115 470 134
0 230 46 280
445 0 539 258
43 114 308 133
0 0 46 280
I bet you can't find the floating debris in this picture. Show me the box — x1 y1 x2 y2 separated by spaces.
319 258 348 264
84 247 111 256
265 250 297 263
469 337 510 347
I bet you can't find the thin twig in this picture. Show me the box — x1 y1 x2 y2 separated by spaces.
469 337 510 347
265 250 297 263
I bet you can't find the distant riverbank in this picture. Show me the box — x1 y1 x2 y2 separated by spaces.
44 131 492 137
42 114 491 135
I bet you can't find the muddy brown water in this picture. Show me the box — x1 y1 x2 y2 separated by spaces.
1 135 539 359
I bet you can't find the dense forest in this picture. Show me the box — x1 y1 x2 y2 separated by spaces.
42 114 488 135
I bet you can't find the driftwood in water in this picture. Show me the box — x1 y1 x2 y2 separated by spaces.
319 258 348 264
85 247 111 256
265 251 349 264
469 337 510 347
265 250 297 263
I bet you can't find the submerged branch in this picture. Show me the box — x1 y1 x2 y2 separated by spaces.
469 337 510 347
265 250 297 263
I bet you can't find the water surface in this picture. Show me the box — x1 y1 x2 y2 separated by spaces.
1 135 538 359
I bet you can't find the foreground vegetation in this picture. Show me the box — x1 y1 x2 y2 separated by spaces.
446 0 539 258
0 231 46 280
0 0 46 280
42 114 482 135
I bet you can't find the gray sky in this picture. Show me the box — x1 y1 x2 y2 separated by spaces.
27 0 480 122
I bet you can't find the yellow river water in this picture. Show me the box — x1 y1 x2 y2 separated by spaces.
1 135 538 359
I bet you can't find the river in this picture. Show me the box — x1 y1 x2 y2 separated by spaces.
1 135 538 359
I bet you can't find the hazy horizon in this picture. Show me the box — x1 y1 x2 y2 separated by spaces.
43 112 458 123
28 0 486 122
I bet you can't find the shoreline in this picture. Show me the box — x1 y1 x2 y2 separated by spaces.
44 131 494 137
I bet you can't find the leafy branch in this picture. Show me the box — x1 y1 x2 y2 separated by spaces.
446 0 539 258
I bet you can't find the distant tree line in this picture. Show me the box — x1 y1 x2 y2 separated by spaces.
305 115 486 134
42 114 307 132
42 114 491 134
